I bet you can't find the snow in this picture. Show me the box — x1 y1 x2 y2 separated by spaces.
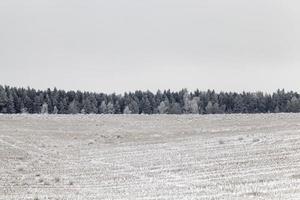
1 114 300 199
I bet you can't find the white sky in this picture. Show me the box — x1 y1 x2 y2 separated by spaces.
0 0 299 93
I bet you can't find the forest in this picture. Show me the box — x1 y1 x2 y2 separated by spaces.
0 85 300 114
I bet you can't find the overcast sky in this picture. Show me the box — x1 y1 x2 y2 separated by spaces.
0 0 299 93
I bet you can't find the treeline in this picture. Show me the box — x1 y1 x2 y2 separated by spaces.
0 85 300 114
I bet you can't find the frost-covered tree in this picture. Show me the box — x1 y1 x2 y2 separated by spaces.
7 93 15 113
114 100 121 114
233 95 245 113
128 100 139 114
205 101 214 114
33 95 43 113
274 106 280 113
99 101 107 114
169 102 181 114
158 101 168 114
68 100 79 114
83 96 97 114
41 102 48 114
0 86 8 113
207 101 223 114
212 102 220 114
107 102 115 114
190 97 199 114
142 97 152 114
182 90 199 114
218 104 226 114
1 84 300 115
24 95 33 113
53 106 58 114
21 107 28 114
183 90 191 113
123 106 132 114
287 97 300 113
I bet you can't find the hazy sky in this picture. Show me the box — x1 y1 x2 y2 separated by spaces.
0 0 299 93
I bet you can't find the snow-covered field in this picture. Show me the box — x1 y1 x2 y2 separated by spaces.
1 114 300 200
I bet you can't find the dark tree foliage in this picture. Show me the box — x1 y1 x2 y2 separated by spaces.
0 85 299 114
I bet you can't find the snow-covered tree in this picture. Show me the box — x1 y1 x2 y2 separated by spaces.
287 97 300 113
83 96 97 114
274 106 280 113
123 106 132 114
1 84 300 115
53 106 58 114
183 90 191 113
169 102 181 114
99 101 107 114
190 97 199 114
206 101 214 114
21 107 28 114
183 90 199 114
142 97 152 114
68 100 79 114
7 93 15 113
107 102 115 114
0 86 8 112
128 100 139 114
41 102 48 114
158 101 168 114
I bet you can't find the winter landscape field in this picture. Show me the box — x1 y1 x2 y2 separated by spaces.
1 114 300 200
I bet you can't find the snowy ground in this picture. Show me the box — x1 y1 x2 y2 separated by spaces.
1 114 300 200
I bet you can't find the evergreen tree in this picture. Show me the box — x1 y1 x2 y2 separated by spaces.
274 106 280 113
287 97 300 113
41 102 48 114
123 106 132 114
205 101 214 114
107 102 115 114
6 93 15 113
99 101 107 114
68 100 79 114
190 97 199 114
83 95 97 114
33 94 43 113
53 106 59 114
114 100 121 114
233 95 244 113
0 86 8 113
183 89 191 113
0 85 299 115
128 99 139 114
142 96 152 114
24 95 33 113
158 101 168 114
169 102 182 114
212 102 220 114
